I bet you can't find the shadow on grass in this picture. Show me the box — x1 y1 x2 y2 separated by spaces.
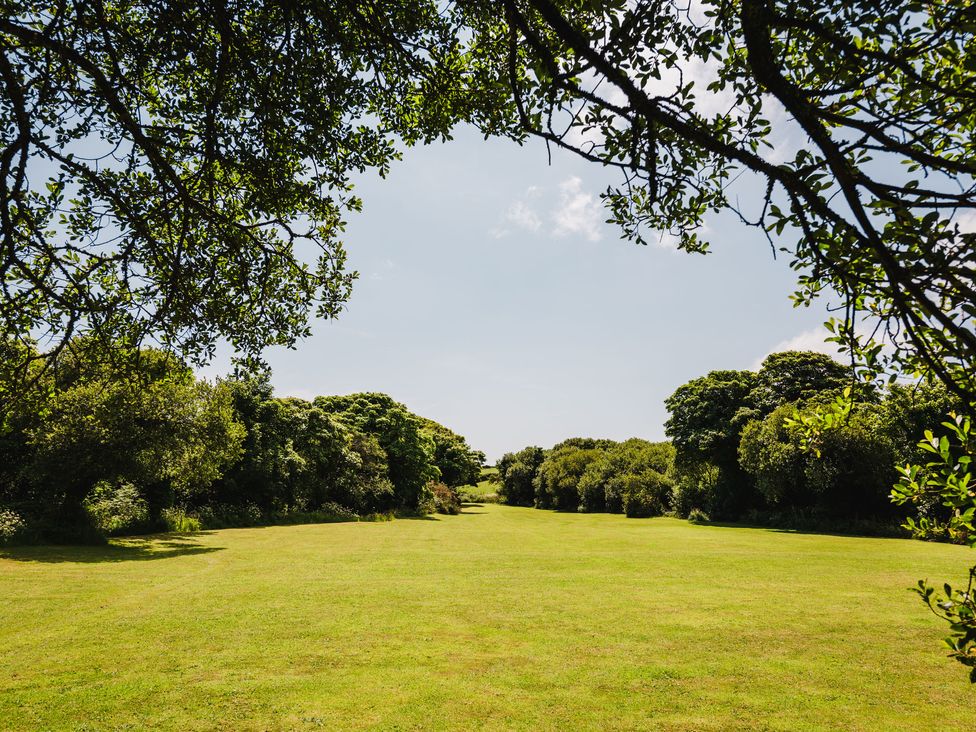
690 519 910 541
0 533 224 564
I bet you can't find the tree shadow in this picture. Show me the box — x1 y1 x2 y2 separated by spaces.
690 520 909 541
0 533 224 564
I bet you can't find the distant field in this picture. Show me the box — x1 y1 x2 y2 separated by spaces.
2 504 973 730
466 466 499 497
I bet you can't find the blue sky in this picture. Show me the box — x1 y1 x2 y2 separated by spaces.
202 127 839 461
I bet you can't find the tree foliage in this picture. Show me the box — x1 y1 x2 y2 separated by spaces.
0 0 515 374
316 392 438 511
578 439 674 514
739 403 898 518
1 344 244 540
467 0 976 405
496 445 545 507
532 439 609 512
418 418 485 488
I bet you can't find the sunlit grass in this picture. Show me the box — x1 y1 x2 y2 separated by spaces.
2 504 973 730
465 467 499 498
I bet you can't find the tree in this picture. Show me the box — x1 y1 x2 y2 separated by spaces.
750 351 851 416
316 393 438 511
533 438 611 511
8 345 244 540
0 1 516 378
577 438 674 513
665 369 758 518
739 402 898 518
223 395 395 515
468 0 975 405
418 418 485 488
496 446 545 507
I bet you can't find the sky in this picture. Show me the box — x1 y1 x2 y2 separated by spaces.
200 127 840 462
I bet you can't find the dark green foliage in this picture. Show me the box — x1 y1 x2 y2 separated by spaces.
496 446 545 507
665 353 856 520
879 384 964 466
1 345 480 541
739 404 898 520
316 393 437 512
750 351 851 416
419 419 485 488
211 390 395 517
533 440 610 511
2 344 244 541
665 369 758 469
621 472 674 518
577 439 674 513
501 438 675 518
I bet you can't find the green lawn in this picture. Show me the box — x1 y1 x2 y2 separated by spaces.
2 504 973 730
465 467 499 498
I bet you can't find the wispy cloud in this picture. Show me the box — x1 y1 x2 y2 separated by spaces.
491 186 543 239
552 176 603 241
506 200 542 232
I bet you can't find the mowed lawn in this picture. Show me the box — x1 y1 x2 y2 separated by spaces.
2 505 974 731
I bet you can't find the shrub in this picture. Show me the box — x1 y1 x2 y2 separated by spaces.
197 502 263 529
429 481 461 515
496 446 545 506
622 471 673 518
83 480 150 536
161 507 202 533
533 443 607 511
0 508 26 545
671 463 718 518
318 501 361 520
687 508 710 523
362 510 395 522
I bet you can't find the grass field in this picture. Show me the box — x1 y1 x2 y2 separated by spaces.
465 467 499 498
2 504 974 730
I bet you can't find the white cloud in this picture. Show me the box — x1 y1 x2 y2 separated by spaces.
551 176 603 242
751 326 843 370
491 186 543 239
506 200 542 232
954 209 976 234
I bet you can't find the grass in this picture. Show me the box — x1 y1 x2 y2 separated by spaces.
465 466 499 498
2 504 974 730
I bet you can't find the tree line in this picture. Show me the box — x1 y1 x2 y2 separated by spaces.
0 342 483 544
495 351 964 540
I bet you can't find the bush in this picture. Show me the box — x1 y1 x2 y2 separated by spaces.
623 488 656 518
739 403 898 519
687 508 710 523
671 463 718 518
161 507 202 533
429 481 461 515
496 446 545 506
0 508 26 545
196 502 263 529
533 443 607 511
622 471 673 518
83 480 150 536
